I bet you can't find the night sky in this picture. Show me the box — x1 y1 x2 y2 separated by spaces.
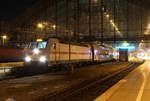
0 0 38 20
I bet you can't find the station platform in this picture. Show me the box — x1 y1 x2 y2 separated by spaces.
95 61 149 101
0 62 23 68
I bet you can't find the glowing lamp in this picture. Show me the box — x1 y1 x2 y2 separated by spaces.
37 39 43 42
122 42 129 46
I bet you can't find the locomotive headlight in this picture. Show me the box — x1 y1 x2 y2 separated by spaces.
33 48 40 55
40 56 46 62
25 56 31 62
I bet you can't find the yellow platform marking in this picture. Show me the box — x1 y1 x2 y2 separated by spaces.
0 62 24 68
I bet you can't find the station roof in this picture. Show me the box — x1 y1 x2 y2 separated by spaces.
2 0 150 42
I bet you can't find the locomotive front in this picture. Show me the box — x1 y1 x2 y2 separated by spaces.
24 41 48 65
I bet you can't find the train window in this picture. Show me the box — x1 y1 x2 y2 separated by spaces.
29 42 37 48
53 43 56 49
99 46 105 50
38 42 47 48
28 42 47 49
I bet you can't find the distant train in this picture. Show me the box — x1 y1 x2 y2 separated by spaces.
0 47 24 62
24 38 117 67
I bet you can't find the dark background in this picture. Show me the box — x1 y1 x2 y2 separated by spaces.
0 0 37 20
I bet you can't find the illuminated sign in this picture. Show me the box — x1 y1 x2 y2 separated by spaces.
116 42 135 50
116 46 135 49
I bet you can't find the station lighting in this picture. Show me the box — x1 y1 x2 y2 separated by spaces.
37 23 43 28
110 20 113 23
104 13 122 36
2 35 7 46
148 24 150 29
115 28 119 31
140 52 145 57
109 19 121 35
147 49 150 52
52 24 56 30
106 14 110 18
2 35 7 39
144 24 150 35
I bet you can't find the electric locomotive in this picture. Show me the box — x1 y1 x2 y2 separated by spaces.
24 38 115 67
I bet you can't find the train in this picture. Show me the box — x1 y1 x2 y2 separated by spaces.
0 47 24 62
24 38 118 68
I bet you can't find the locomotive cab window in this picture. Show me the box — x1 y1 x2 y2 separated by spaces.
28 41 47 49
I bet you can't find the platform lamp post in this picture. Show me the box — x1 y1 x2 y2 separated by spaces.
2 35 7 46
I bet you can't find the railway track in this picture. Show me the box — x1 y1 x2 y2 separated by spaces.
0 60 115 81
34 62 142 101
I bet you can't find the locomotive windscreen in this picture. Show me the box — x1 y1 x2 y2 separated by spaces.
28 42 47 49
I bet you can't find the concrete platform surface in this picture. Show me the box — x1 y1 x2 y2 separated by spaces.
95 61 149 101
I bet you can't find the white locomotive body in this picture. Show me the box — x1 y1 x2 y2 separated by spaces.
24 38 115 66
